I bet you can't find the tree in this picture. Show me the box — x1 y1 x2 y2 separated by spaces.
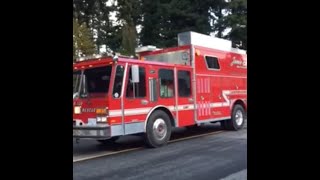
73 0 247 56
116 0 142 55
163 0 212 47
140 0 212 48
208 0 229 38
120 23 137 55
224 0 247 49
140 0 162 47
73 19 96 60
73 0 119 54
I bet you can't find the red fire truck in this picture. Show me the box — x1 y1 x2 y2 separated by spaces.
73 31 247 148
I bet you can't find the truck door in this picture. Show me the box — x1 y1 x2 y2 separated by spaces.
122 64 149 135
176 67 195 127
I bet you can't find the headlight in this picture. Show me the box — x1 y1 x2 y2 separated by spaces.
74 106 81 114
96 117 107 122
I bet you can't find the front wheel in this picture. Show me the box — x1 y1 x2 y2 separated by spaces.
145 110 172 148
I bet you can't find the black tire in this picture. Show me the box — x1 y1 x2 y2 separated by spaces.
145 110 172 148
222 104 246 131
97 136 119 144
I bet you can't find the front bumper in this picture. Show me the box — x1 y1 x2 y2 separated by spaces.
73 124 111 139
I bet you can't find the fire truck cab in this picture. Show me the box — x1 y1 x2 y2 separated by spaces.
73 31 247 148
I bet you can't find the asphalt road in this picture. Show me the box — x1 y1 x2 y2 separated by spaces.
73 122 247 180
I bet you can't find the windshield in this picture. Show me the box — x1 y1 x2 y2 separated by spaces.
73 66 112 98
73 70 81 94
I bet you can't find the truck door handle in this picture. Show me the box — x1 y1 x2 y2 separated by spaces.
141 100 149 105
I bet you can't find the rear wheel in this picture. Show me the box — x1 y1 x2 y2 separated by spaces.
145 110 172 148
222 104 246 130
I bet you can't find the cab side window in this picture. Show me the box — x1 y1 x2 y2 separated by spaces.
126 66 146 98
178 70 191 97
159 69 174 98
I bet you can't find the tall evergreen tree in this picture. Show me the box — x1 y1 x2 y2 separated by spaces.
73 0 120 53
140 0 162 46
73 0 247 58
224 0 247 49
73 19 96 60
140 0 212 48
116 0 142 55
208 0 229 38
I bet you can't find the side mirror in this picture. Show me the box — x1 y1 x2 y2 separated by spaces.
73 92 79 99
131 65 139 83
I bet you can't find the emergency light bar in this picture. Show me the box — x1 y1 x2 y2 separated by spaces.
74 52 135 63
75 54 104 62
135 45 162 53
